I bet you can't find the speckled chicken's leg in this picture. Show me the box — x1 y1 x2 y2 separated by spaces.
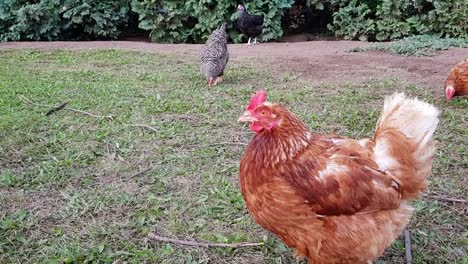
253 37 258 44
214 70 224 85
214 76 224 85
247 37 252 45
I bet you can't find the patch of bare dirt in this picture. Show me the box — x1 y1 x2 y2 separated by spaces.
1 40 466 94
0 189 64 217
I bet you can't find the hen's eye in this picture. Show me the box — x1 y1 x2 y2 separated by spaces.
260 111 266 116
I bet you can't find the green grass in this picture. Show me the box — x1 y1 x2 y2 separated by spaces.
0 49 466 264
349 34 468 56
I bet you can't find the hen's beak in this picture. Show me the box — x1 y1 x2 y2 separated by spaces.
445 86 455 101
238 111 257 123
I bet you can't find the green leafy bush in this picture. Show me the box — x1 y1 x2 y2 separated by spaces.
132 0 293 43
0 0 132 41
1 0 466 43
0 1 61 41
328 0 375 41
330 0 468 41
60 0 131 40
428 0 468 39
374 0 413 41
0 0 21 40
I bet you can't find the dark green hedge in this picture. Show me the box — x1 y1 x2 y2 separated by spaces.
132 0 293 43
1 0 466 42
328 0 468 41
0 0 131 41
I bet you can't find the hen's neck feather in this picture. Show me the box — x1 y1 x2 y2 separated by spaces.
248 106 311 167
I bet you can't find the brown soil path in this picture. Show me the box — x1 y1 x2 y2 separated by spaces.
1 41 466 92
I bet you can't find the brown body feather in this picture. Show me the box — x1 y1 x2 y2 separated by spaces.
239 93 439 263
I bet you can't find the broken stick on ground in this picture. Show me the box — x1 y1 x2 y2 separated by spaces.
147 232 264 248
404 229 412 264
127 124 159 133
18 94 113 119
422 194 466 203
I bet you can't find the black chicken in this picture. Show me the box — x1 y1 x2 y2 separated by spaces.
236 4 264 45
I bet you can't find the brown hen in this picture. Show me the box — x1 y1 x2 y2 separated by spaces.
238 90 439 264
445 59 468 100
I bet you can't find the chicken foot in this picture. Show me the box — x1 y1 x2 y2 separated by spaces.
247 37 259 45
214 76 224 85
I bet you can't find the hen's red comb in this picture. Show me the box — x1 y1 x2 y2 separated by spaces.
246 90 267 111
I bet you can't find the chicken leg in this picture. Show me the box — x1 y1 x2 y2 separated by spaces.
214 76 224 85
253 37 258 44
247 37 252 45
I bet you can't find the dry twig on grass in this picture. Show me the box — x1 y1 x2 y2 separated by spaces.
128 166 152 179
422 194 466 203
404 229 412 264
18 95 113 119
127 124 159 133
214 142 249 146
147 232 264 248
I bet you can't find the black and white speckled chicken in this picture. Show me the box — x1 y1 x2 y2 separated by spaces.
200 23 230 87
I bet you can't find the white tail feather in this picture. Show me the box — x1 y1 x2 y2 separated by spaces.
378 93 439 150
373 92 439 199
